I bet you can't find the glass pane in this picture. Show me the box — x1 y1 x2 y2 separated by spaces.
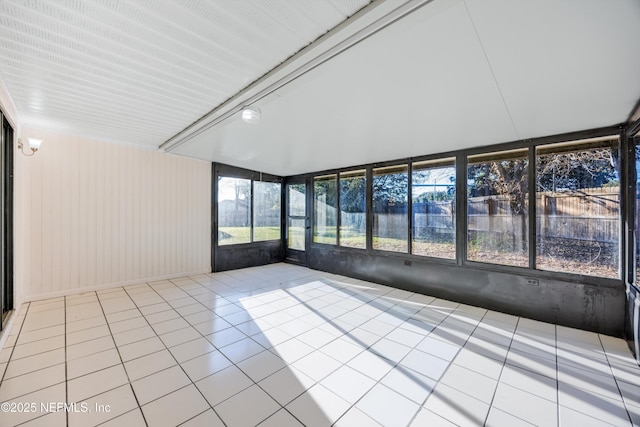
288 183 306 217
254 181 281 242
289 218 305 250
314 175 337 244
218 177 251 245
467 150 529 267
288 183 306 251
340 170 366 249
536 138 620 278
412 159 456 258
373 165 408 252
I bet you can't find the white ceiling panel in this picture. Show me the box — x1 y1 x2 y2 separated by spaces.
174 0 521 175
466 0 640 140
171 0 640 175
0 0 371 146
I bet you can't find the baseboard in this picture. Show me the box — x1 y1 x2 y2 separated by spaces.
19 269 212 303
0 303 23 350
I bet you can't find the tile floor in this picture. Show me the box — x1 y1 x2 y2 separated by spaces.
0 263 639 426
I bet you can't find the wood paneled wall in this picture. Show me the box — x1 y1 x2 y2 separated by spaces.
14 129 211 302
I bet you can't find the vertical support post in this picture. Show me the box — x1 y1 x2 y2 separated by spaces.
336 173 341 248
0 111 5 328
456 152 466 266
366 166 373 252
623 128 634 285
407 161 413 254
211 163 217 272
528 146 537 270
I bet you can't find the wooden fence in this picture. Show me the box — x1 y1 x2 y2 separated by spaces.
420 187 620 244
326 188 621 245
413 201 454 239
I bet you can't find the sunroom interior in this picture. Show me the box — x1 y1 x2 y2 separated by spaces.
1 0 640 426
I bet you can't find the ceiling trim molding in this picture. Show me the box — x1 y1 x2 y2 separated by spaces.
159 0 435 153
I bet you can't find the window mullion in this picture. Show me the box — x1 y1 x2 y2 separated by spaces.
529 147 536 269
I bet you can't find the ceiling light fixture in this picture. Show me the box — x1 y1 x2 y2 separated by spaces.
241 106 261 124
17 138 43 156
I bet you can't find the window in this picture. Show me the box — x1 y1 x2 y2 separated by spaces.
467 149 529 267
412 159 456 258
536 138 620 278
373 165 408 252
253 181 281 242
217 173 282 246
340 170 366 249
314 175 337 244
283 128 627 283
288 183 306 251
218 177 251 245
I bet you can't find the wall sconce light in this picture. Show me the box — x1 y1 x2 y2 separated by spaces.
17 138 43 157
241 106 261 124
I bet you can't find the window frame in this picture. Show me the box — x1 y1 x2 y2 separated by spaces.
460 130 625 286
253 180 283 243
411 158 457 259
339 169 367 250
371 163 410 254
534 137 622 279
313 174 338 246
294 126 625 288
214 163 283 248
629 125 640 287
465 148 530 268
217 175 253 246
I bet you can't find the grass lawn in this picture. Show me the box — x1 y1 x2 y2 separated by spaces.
218 226 280 245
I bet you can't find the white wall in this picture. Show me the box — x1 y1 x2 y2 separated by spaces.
14 128 211 302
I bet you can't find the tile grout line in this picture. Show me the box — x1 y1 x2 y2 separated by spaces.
10 304 64 427
408 304 499 427
172 272 301 422
182 274 297 425
17 270 388 422
65 295 68 427
193 271 368 425
270 280 380 426
480 315 520 427
268 274 400 425
0 302 55 427
0 302 31 385
4 265 637 427
234 274 355 425
553 329 631 425
172 272 317 426
326 281 461 424
556 324 561 427
298 286 457 426
598 333 635 426
1 302 75 426
94 287 150 427
79 278 516 427
484 316 558 425
124 276 232 426
481 320 560 425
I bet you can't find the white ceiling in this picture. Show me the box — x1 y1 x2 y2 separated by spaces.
1 0 640 176
0 0 371 144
